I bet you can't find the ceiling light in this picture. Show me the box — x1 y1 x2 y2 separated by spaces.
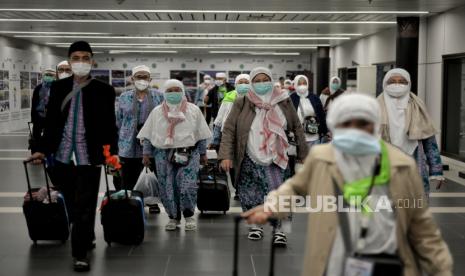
0 31 108 35
0 18 396 24
15 35 350 40
47 42 325 47
0 9 429 14
109 50 178 54
208 50 300 55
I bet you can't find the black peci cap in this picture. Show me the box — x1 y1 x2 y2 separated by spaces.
68 41 93 57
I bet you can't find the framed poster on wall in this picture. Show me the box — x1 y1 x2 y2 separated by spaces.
0 70 10 118
20 71 30 109
91 69 110 84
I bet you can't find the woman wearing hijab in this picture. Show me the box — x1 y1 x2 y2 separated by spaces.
243 93 452 276
290 74 329 148
138 79 212 231
320 76 344 112
219 67 308 246
378 68 444 195
211 74 251 150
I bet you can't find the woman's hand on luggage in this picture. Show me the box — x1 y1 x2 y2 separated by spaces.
200 154 208 165
142 155 152 167
27 152 45 165
242 205 273 225
220 159 233 172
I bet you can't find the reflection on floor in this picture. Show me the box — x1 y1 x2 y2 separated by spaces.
0 132 464 275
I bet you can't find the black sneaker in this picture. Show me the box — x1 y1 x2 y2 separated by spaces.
73 258 90 272
234 194 240 201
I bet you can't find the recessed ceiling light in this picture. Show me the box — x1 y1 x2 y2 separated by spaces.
0 31 108 35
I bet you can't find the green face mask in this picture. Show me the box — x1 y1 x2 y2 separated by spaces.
43 76 55 84
165 92 183 105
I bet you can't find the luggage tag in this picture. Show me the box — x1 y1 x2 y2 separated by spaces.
344 257 374 276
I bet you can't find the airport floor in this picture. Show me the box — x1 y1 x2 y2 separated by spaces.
1 131 465 276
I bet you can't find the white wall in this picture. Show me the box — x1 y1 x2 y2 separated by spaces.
0 36 65 133
329 5 465 149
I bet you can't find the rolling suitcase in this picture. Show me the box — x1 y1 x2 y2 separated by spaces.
197 160 230 214
22 160 70 244
233 216 277 276
100 166 145 246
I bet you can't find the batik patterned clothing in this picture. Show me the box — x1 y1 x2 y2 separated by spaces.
153 140 206 219
238 155 286 212
413 135 443 194
36 82 52 118
116 89 164 158
55 82 89 165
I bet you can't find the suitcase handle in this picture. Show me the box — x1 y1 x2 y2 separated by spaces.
103 165 130 201
23 159 52 202
233 216 278 276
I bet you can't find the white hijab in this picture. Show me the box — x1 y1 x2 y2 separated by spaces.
293 75 315 124
382 68 418 155
137 79 212 149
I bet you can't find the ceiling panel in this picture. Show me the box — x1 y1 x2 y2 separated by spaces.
0 0 464 55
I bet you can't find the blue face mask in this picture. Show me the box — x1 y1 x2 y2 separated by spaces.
252 82 273 95
332 128 380 155
165 92 184 105
330 83 341 91
236 83 250 95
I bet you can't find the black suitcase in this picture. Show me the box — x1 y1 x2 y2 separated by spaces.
22 160 70 244
100 166 145 246
233 216 277 276
197 161 230 214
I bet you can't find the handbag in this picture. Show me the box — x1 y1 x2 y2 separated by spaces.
303 116 319 135
333 159 404 276
168 147 192 166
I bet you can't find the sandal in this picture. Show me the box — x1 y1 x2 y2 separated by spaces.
273 232 287 247
248 227 264 241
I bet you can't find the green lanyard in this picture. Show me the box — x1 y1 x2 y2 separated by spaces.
342 141 390 210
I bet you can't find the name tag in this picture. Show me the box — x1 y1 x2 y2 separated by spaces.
344 257 374 276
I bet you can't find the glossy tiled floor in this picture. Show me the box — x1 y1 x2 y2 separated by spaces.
0 131 465 275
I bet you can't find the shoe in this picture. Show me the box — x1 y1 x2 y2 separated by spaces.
148 204 161 214
234 194 240 201
165 219 180 231
185 217 197 231
273 231 287 247
73 258 90 272
248 227 264 241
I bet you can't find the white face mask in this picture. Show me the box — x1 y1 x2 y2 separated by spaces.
385 83 409 98
296 85 308 96
71 62 92 77
58 72 72 80
204 79 212 85
134 80 149 91
214 80 224 87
